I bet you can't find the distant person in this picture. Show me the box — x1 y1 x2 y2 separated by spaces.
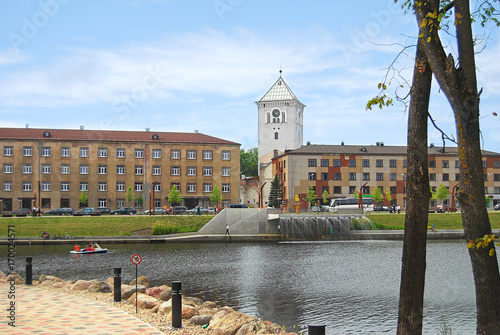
397 205 401 214
74 243 80 251
197 205 201 216
278 223 281 234
225 224 230 235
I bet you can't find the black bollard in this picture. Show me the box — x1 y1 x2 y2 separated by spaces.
26 257 32 285
171 281 182 328
113 268 122 302
308 325 326 335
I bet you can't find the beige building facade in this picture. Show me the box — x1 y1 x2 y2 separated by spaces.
0 128 240 212
272 143 500 211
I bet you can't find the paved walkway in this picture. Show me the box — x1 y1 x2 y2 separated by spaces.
0 283 164 334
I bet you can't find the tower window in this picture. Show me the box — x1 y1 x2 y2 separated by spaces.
282 112 286 123
274 132 279 140
267 113 270 123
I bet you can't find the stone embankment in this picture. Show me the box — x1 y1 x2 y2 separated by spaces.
0 271 297 335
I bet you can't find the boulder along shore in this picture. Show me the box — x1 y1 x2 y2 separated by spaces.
1 271 298 335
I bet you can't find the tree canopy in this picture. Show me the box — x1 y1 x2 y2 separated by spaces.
268 173 284 208
240 148 258 177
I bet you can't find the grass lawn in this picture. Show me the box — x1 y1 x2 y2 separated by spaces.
0 215 214 237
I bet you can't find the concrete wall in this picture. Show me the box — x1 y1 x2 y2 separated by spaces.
199 208 279 234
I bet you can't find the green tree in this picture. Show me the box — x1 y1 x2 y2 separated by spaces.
210 184 222 208
385 188 392 205
168 186 183 206
79 191 88 207
304 185 317 209
485 196 491 209
135 194 144 207
322 190 329 205
371 186 384 206
435 183 449 204
268 173 284 208
125 185 134 207
240 147 258 177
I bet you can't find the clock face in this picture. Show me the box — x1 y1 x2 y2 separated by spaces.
272 109 280 117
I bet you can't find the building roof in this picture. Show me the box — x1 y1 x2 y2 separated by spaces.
278 143 500 157
259 76 298 102
0 127 240 146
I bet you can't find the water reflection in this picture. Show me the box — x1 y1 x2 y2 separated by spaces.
1 240 485 334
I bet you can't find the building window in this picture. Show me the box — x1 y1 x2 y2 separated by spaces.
171 166 180 175
152 166 161 175
321 172 328 180
456 174 460 181
430 173 436 181
116 165 125 175
98 165 107 175
203 150 213 160
187 150 196 159
484 174 488 182
61 147 70 157
308 159 317 167
152 149 161 159
483 161 487 169
60 182 69 192
3 181 13 191
80 147 89 157
3 164 13 174
42 181 51 192
349 173 356 180
494 161 499 169
349 186 356 194
61 164 70 174
80 165 89 175
443 160 449 168
171 150 180 159
171 183 180 191
203 183 212 193
320 159 329 167
267 113 271 123
23 164 32 174
495 187 500 194
334 172 341 180
23 146 32 156
389 159 396 168
187 166 196 176
222 184 230 193
376 173 383 181
376 160 383 167
222 167 230 176
334 159 341 167
403 160 407 168
4 146 13 156
22 181 32 191
135 149 143 158
98 148 107 157
135 165 143 175
362 159 370 167
222 151 230 160
363 186 370 194
390 186 397 194
98 199 107 208
322 186 329 194
389 173 397 181
135 183 143 192
187 183 196 192
116 183 125 192
97 182 107 191
334 186 341 194
79 182 88 192
308 172 316 180
42 147 51 156
429 160 436 168
349 159 356 167
116 148 125 158
443 173 449 181
154 183 161 192
494 174 500 182
116 199 125 208
203 167 213 176
362 173 370 181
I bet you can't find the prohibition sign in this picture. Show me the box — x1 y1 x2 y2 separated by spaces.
131 254 142 265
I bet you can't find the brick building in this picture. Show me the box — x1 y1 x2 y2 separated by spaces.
0 127 240 212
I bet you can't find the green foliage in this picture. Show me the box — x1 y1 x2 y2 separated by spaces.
371 186 384 204
135 194 144 206
79 191 88 207
210 185 222 206
168 186 183 205
435 183 449 202
151 217 212 235
240 147 258 177
304 185 317 207
485 196 491 208
385 188 392 203
125 185 134 204
268 173 284 208
322 190 329 205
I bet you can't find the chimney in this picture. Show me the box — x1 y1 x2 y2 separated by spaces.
80 125 84 130
145 127 150 132
25 124 29 128
194 130 199 133
306 141 311 145
430 143 434 148
341 141 344 146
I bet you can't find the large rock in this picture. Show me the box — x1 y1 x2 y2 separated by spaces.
235 320 286 335
180 305 199 319
158 300 172 316
202 301 217 309
88 281 112 293
127 293 161 309
6 272 24 284
158 287 172 301
210 307 235 325
146 286 169 299
184 296 204 307
129 275 150 288
70 280 92 291
191 315 213 326
209 311 258 335
105 277 114 286
122 285 146 300
39 274 62 283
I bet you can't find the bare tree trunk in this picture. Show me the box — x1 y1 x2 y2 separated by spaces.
397 37 432 335
415 0 500 332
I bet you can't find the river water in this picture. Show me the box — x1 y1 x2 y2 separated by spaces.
2 240 485 334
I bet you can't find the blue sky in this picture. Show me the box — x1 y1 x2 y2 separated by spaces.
1 0 499 151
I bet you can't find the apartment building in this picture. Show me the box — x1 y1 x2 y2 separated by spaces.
272 143 500 211
0 127 240 212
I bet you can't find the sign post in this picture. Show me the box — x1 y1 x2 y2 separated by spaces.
131 254 142 313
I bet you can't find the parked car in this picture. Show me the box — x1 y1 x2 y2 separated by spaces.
97 207 111 215
111 207 137 215
144 207 165 215
436 204 452 213
207 207 216 214
494 204 500 210
171 206 188 214
13 208 31 216
229 204 248 208
373 205 389 211
44 208 73 215
188 207 208 214
74 207 96 216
